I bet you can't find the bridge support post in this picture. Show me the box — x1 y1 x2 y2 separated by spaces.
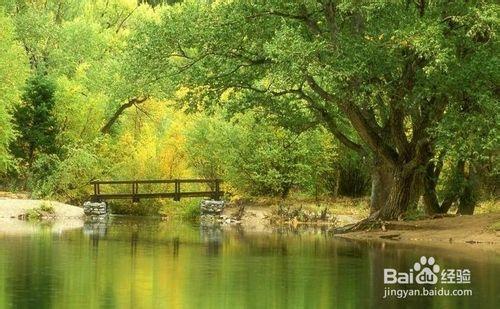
83 201 108 217
200 200 225 225
132 182 140 202
174 180 181 201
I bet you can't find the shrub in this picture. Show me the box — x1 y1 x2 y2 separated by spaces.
159 199 201 221
23 202 55 221
184 113 338 198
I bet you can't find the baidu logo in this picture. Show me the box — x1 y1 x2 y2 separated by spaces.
384 256 470 285
382 256 473 298
414 256 440 284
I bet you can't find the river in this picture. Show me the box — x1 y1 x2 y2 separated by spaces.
0 217 498 308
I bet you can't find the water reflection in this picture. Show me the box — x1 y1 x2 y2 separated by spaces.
200 226 222 257
0 217 498 308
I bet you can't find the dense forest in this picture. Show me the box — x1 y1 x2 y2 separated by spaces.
0 0 498 220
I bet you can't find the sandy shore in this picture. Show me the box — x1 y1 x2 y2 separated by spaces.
0 198 84 235
0 198 84 218
336 213 500 253
224 205 500 253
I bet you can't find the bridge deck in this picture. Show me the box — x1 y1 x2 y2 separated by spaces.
90 179 223 202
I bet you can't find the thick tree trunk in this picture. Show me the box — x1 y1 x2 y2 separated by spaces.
370 158 393 214
378 168 415 220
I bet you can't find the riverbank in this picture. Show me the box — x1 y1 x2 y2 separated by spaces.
337 213 500 253
0 195 84 235
0 198 84 219
224 199 500 253
222 196 369 230
1 192 499 254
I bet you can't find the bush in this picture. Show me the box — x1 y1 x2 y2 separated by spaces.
268 202 336 224
23 202 55 221
30 141 109 204
159 199 202 221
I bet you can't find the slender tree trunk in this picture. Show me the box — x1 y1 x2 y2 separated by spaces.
100 97 148 134
423 181 443 214
422 161 449 215
409 169 424 210
423 159 478 215
333 168 340 199
457 161 477 215
457 185 476 215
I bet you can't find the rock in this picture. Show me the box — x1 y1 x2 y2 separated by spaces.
199 200 225 226
83 201 107 217
200 214 219 226
200 200 225 214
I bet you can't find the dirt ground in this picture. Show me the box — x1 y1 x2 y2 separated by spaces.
337 213 500 253
0 195 84 235
0 198 84 218
225 203 500 253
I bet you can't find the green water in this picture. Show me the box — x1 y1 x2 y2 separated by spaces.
0 217 498 309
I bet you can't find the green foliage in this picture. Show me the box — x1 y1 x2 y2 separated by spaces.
108 200 163 216
10 74 60 166
159 199 201 221
476 200 500 214
31 142 109 202
108 198 200 218
131 0 499 216
39 201 55 213
490 221 500 231
183 116 227 180
403 207 427 221
185 113 337 197
0 0 497 218
0 0 163 200
336 150 371 197
0 11 29 172
24 202 55 221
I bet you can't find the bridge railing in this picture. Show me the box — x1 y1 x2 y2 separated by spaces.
90 179 222 202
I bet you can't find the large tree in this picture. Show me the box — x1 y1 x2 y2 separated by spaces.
129 0 498 220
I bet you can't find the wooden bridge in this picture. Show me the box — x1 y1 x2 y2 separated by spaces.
90 179 223 202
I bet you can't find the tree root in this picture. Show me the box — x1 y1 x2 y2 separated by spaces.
333 210 389 234
333 218 384 234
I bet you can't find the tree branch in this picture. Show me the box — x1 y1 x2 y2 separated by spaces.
298 91 366 155
247 8 321 35
305 75 399 165
101 97 148 134
322 0 338 41
115 5 139 34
